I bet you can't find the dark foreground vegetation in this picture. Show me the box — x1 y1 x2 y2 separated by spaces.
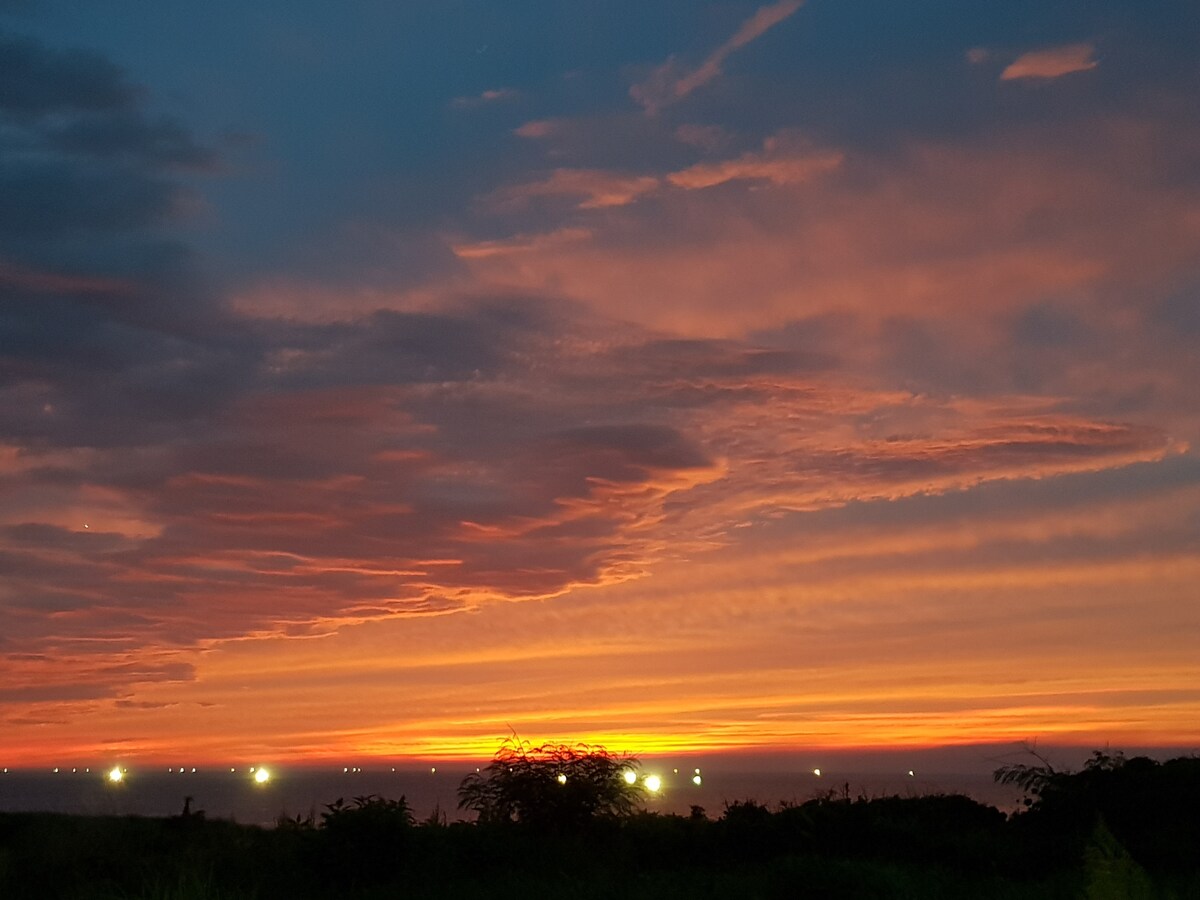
1 747 1197 899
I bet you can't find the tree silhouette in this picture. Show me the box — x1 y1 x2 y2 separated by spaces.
457 737 644 829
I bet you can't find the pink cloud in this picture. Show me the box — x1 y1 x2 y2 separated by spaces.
451 87 519 108
481 168 661 210
514 119 560 139
667 134 843 189
1001 42 1098 81
631 0 805 114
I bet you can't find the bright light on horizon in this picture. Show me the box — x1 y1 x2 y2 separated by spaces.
623 769 637 784
107 766 123 784
254 767 271 784
644 774 662 792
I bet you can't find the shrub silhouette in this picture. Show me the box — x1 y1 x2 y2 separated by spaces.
998 749 1200 875
313 794 415 885
458 737 643 829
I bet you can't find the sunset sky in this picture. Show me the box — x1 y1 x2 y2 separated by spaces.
2 0 1198 769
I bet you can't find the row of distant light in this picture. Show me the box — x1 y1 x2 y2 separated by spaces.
0 766 277 785
2 766 918 783
103 766 271 785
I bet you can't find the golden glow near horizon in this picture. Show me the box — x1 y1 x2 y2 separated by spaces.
643 774 662 793
107 766 123 784
253 767 271 784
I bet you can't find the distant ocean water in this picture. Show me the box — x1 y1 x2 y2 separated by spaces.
0 766 1027 826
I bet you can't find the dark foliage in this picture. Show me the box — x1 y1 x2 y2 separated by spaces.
457 737 643 829
0 749 1197 898
998 750 1200 876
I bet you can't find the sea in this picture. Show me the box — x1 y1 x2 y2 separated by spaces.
0 764 1028 827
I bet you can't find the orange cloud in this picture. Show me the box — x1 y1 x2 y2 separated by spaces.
667 136 843 190
1001 42 1098 81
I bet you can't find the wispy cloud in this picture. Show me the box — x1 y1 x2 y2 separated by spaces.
1001 42 1099 81
667 133 842 190
450 87 519 109
479 132 840 213
481 168 661 210
631 0 805 114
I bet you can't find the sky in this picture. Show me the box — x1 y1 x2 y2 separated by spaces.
1 0 1199 769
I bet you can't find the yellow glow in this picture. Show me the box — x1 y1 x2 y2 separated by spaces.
557 773 567 784
813 768 821 777
107 766 123 784
644 774 662 792
622 769 637 784
692 774 702 786
254 767 271 784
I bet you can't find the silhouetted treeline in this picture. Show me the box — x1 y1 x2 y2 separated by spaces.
1 752 1197 899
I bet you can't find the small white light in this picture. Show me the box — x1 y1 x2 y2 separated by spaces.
908 770 915 777
813 768 821 777
644 774 662 793
695 768 701 775
623 769 637 785
430 767 436 774
557 773 567 785
692 775 702 786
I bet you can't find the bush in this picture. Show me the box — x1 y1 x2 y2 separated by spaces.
458 737 644 830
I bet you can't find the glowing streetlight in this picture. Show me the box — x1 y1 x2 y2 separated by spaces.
107 766 124 784
622 769 637 785
692 775 702 786
254 767 271 784
813 768 821 777
557 773 567 785
644 774 662 793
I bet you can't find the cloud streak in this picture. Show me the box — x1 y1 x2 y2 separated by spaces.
631 0 805 114
1001 42 1099 81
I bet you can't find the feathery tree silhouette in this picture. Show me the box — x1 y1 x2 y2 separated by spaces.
458 736 644 829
